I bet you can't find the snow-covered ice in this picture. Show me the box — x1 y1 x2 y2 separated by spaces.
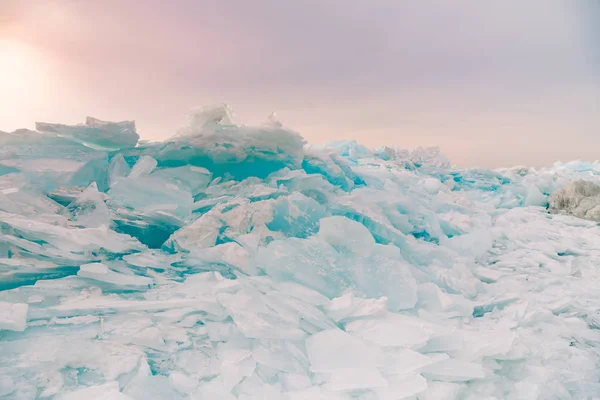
1 105 600 399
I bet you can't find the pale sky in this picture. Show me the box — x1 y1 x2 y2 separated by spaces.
0 0 598 167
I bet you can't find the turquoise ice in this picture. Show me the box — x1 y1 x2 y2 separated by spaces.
1 105 600 399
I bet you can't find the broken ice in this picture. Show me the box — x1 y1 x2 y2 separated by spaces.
1 105 600 399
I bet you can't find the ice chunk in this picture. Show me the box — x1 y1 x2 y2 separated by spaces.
419 382 461 400
376 373 428 399
217 339 256 391
56 382 133 400
151 165 212 194
408 146 451 168
109 172 192 220
350 254 418 311
421 359 485 382
317 216 376 256
306 329 381 372
36 116 139 150
258 238 349 298
324 293 387 322
63 182 110 228
252 340 308 374
0 301 28 331
155 104 306 180
328 367 388 391
193 378 236 400
380 348 442 375
123 376 184 400
417 283 474 317
129 155 158 178
175 104 236 137
78 263 153 287
344 314 431 348
217 290 307 340
523 185 547 207
175 348 220 377
108 154 131 187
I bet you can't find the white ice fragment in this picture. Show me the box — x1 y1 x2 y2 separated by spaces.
324 293 387 322
328 367 388 391
78 263 153 287
56 382 133 400
193 378 236 400
317 216 375 256
441 229 493 260
0 301 28 331
63 182 110 228
276 281 330 306
421 359 485 382
36 116 139 150
306 329 381 372
417 283 474 317
284 388 352 399
423 178 445 194
205 321 245 341
376 373 428 399
523 185 547 206
1 187 18 194
129 155 158 178
124 376 184 400
419 382 461 400
131 326 164 349
27 295 45 304
408 146 450 168
351 255 418 311
175 348 220 378
108 154 131 187
0 375 15 397
169 372 198 395
175 104 236 137
344 314 431 348
281 373 312 391
380 348 444 375
252 340 308 374
217 340 256 391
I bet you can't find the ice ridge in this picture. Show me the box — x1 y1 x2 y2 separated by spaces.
0 105 599 399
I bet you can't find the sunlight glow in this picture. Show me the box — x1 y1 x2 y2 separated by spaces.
0 40 44 102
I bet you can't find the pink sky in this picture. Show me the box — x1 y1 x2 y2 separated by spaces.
1 0 598 167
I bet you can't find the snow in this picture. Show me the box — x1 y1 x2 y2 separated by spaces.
549 179 600 220
0 301 28 331
1 104 600 398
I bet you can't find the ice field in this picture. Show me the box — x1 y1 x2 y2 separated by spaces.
0 105 600 399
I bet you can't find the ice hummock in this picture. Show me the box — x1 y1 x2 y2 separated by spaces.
1 104 600 399
36 117 139 151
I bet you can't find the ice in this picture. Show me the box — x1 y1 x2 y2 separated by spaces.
2 105 600 399
523 184 547 207
78 262 153 287
328 367 388 391
0 301 28 331
420 359 485 382
306 329 381 372
375 373 428 399
63 182 110 228
36 117 139 151
56 382 133 400
344 314 432 348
